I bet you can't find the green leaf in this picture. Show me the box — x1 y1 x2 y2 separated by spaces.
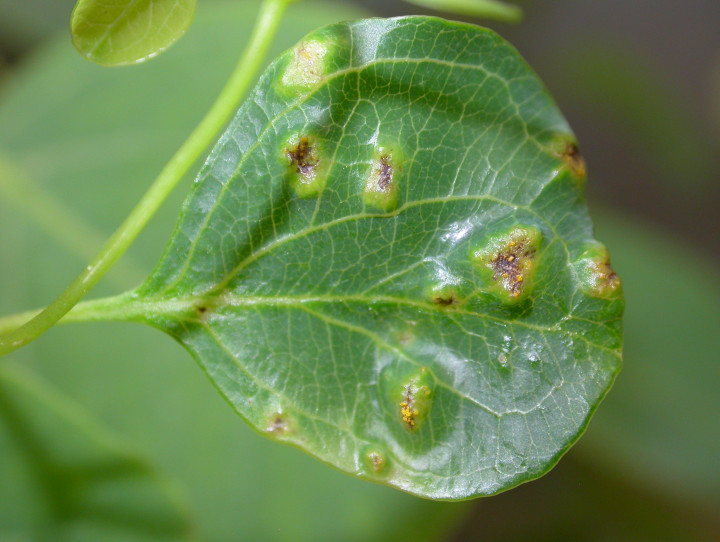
71 0 197 66
1 1 471 538
401 0 522 22
130 16 623 499
0 362 192 541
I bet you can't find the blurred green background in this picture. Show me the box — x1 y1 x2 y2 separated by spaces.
0 0 718 540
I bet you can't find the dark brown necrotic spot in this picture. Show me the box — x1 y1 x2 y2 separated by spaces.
377 155 393 190
267 415 287 435
285 136 318 180
560 141 586 179
490 242 532 298
431 292 457 306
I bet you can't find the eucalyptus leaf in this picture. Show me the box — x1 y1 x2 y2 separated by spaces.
0 363 192 541
71 0 197 66
129 17 620 499
400 0 522 22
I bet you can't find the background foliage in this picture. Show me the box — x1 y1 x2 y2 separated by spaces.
0 0 718 539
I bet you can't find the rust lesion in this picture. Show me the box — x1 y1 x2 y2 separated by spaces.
471 225 542 304
429 288 460 307
431 293 456 306
363 146 402 211
586 256 621 296
367 451 386 473
265 412 290 436
400 383 420 429
376 155 393 190
490 240 533 299
285 136 319 181
573 243 622 298
400 384 421 430
559 141 586 179
280 39 329 91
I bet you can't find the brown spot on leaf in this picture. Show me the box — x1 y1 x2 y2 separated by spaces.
490 241 535 299
573 243 622 298
285 136 319 181
377 155 393 190
267 415 287 435
560 142 586 179
431 292 457 306
367 451 386 473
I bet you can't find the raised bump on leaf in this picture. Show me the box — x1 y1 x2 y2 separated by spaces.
554 138 587 184
383 366 434 432
362 447 389 475
427 283 461 308
278 37 332 94
281 133 327 198
265 409 294 439
362 146 403 211
471 225 542 305
573 243 622 298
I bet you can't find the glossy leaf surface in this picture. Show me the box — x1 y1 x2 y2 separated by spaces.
71 0 196 66
131 16 623 499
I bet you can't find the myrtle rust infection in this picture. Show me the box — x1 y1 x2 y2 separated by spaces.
363 146 402 211
286 136 319 182
266 413 288 435
400 384 420 429
559 141 586 179
429 287 460 307
472 225 542 304
366 451 387 473
377 155 393 190
574 244 622 298
490 241 533 299
280 39 328 91
432 293 456 306
194 299 216 322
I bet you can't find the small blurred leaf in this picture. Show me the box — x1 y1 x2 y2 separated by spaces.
71 0 197 66
0 362 193 541
133 16 622 499
401 0 521 22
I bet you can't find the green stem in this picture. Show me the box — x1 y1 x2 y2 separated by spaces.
0 293 138 336
0 0 292 357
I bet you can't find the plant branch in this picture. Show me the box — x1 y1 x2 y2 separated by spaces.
0 0 292 357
